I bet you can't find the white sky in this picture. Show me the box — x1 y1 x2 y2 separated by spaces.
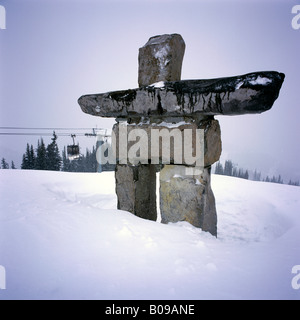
0 0 299 181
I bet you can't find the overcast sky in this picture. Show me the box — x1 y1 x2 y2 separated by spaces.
0 0 299 181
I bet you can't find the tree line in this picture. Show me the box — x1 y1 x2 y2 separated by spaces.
1 135 299 187
215 160 249 179
19 132 99 172
21 133 62 170
214 160 299 186
0 158 16 170
61 146 99 172
1 135 101 172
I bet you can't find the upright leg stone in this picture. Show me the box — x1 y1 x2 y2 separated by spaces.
158 117 221 236
160 165 217 236
199 167 217 236
114 119 158 221
116 164 157 221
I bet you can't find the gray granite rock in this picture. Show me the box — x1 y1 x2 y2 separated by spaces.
78 71 285 118
199 118 222 167
160 165 217 236
112 117 221 167
138 34 186 87
115 164 157 221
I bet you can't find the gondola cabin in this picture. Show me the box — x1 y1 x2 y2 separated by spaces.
67 135 81 160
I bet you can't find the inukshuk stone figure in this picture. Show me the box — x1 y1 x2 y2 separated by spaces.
78 34 284 237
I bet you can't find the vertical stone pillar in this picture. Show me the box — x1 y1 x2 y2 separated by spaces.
116 164 157 221
159 118 221 237
160 165 217 236
115 34 186 221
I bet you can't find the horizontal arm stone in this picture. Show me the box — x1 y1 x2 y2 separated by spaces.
78 71 285 118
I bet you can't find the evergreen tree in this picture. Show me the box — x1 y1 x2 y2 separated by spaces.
272 175 283 184
224 160 233 176
21 153 27 169
253 170 261 181
277 175 283 184
215 162 224 175
61 146 99 173
289 180 300 187
21 144 36 169
237 168 242 178
85 147 97 172
11 161 16 169
29 145 36 168
70 155 85 172
35 139 47 170
83 149 90 172
91 146 98 172
62 146 71 172
21 144 29 169
271 176 277 183
1 158 9 169
46 132 62 171
232 167 238 177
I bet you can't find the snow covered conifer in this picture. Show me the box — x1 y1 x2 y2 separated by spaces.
62 146 71 172
21 153 28 169
215 162 224 175
46 132 62 171
35 139 47 170
21 144 36 170
1 158 9 169
224 160 233 176
11 161 16 169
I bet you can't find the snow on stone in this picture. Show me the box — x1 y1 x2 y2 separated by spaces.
154 46 169 60
236 76 272 89
195 179 201 185
0 170 299 300
154 46 169 70
173 174 184 179
249 76 272 86
148 81 165 89
235 81 244 90
154 121 191 128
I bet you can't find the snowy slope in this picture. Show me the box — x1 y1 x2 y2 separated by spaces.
0 170 299 300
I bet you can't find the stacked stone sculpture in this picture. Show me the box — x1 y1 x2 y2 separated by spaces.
78 34 284 237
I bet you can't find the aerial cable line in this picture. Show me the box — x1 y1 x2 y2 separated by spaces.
0 127 95 131
0 133 88 136
0 127 110 137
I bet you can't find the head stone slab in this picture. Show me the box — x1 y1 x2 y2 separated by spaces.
138 34 186 87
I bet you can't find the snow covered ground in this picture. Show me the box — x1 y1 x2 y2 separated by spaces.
0 170 299 300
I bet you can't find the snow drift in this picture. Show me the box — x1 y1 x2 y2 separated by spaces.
0 170 299 300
